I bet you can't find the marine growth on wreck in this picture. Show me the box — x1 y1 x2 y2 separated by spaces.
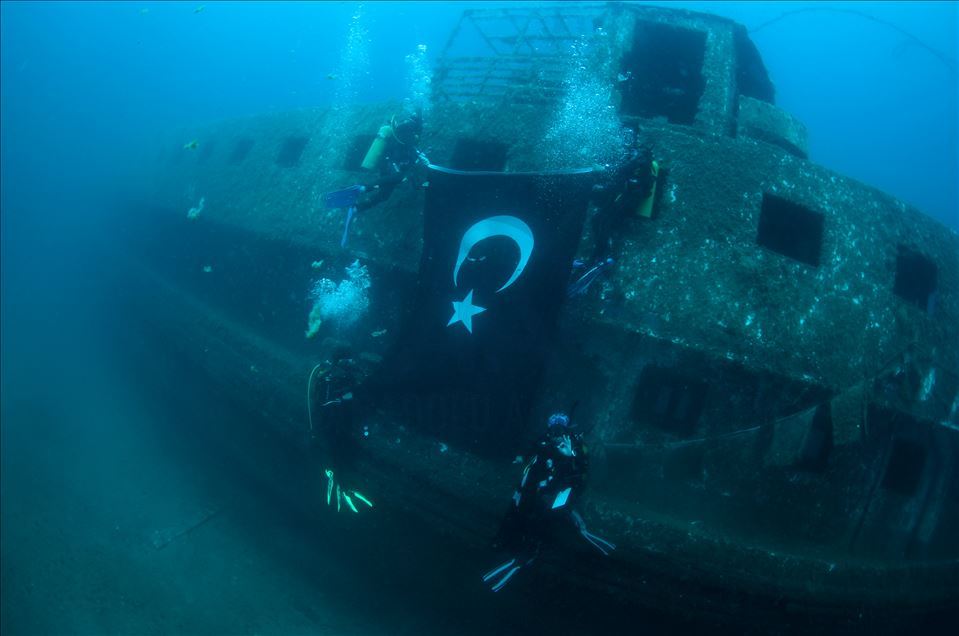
2 3 957 635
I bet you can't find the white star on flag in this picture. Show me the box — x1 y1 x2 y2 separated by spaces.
447 289 486 333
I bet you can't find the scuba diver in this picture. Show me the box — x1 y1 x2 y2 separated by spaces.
307 346 373 514
587 144 659 262
565 145 657 299
324 109 427 247
482 412 615 593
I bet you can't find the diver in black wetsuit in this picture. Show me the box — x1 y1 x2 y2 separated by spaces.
324 110 427 247
482 413 615 592
564 146 657 299
354 110 425 212
308 347 373 513
588 145 657 262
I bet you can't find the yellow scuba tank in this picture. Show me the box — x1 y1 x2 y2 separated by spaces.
360 124 393 171
636 160 660 218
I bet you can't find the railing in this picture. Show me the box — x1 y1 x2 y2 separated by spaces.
433 6 608 106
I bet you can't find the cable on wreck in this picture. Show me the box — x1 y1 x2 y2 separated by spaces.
749 7 957 78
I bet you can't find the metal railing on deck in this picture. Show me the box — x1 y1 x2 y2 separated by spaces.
433 6 607 106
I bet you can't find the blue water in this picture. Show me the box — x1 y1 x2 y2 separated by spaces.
2 1 955 229
1 2 957 634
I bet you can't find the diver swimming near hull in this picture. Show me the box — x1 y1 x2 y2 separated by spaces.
324 110 427 247
483 412 615 592
308 346 374 514
587 144 659 262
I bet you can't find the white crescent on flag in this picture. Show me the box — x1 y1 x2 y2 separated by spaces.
452 215 535 293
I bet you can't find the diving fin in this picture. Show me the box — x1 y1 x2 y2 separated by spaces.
482 558 521 592
324 185 365 210
340 206 357 248
580 529 616 555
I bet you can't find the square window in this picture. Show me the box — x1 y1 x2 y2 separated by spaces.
757 194 824 267
228 138 255 165
276 136 309 167
619 21 707 125
893 246 938 312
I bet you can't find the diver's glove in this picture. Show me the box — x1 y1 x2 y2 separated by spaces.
571 510 616 556
324 469 374 514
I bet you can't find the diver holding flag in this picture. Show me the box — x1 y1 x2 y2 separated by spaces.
587 143 659 261
324 109 427 247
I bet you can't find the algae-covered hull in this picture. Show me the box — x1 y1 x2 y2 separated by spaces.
121 4 958 632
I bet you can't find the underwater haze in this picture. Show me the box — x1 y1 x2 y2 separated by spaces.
2 2 958 635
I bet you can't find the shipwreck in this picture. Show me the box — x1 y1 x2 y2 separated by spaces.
119 4 958 633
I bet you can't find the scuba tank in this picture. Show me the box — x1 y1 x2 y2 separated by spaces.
636 160 660 218
360 124 393 171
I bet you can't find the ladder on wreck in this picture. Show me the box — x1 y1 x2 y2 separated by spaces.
433 6 608 106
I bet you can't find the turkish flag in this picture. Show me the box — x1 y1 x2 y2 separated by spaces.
371 164 595 457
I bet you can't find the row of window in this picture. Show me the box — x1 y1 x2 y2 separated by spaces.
758 193 939 312
174 134 512 172
174 135 940 313
633 363 930 496
175 135 306 167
